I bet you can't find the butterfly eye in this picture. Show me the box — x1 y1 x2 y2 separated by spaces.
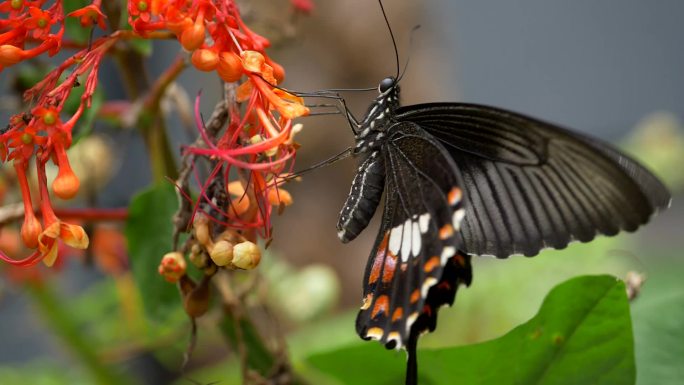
378 77 395 93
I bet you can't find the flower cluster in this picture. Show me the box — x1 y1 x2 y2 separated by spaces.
144 1 310 283
0 0 111 267
2 0 310 272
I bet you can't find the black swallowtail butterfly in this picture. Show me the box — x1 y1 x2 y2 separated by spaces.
324 3 670 384
334 78 670 384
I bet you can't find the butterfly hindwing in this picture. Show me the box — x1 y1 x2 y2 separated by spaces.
354 122 469 349
396 103 671 258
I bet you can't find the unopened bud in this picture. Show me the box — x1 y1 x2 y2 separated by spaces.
158 252 186 283
52 162 80 199
267 188 293 207
180 23 205 51
216 51 243 82
21 212 42 249
0 45 24 67
191 48 218 71
231 241 261 270
209 240 234 266
193 214 211 247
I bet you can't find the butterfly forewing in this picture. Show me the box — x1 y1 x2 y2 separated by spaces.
354 122 469 349
396 103 671 258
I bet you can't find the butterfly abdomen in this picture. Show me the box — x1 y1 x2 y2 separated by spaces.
337 151 386 243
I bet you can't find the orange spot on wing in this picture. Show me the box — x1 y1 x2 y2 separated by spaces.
437 281 452 291
423 256 440 273
422 304 433 317
439 224 454 240
368 232 398 284
410 289 421 304
448 187 462 206
392 307 404 322
371 295 390 318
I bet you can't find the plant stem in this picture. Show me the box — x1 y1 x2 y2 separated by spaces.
26 281 132 385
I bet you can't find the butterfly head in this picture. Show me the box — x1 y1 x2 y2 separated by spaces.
353 77 401 154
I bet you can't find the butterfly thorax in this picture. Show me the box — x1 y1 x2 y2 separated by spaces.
353 77 401 154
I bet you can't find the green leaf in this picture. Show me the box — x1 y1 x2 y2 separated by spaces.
632 277 684 385
125 183 180 322
307 275 635 385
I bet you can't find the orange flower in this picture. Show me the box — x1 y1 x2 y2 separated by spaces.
67 4 107 30
37 221 89 267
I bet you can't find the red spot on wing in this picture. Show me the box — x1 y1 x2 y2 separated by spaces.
368 232 398 284
371 295 390 318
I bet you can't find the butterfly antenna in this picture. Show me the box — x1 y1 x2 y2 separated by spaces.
378 0 401 80
277 147 353 184
397 25 421 83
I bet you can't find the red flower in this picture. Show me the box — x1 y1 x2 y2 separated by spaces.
67 4 107 30
24 6 55 39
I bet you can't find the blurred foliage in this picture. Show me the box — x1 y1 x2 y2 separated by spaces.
126 183 180 322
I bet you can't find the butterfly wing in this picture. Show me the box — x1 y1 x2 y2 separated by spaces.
397 103 671 258
355 122 471 350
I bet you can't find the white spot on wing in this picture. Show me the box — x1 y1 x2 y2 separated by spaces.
421 277 438 298
452 209 465 229
411 221 421 257
418 213 430 233
389 226 402 255
401 219 412 262
441 246 456 264
337 229 345 240
406 312 419 334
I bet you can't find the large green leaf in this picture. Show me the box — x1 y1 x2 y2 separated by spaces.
125 183 180 322
307 275 635 385
631 270 684 385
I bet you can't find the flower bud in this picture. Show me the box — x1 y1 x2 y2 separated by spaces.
191 48 218 71
267 58 285 84
267 188 293 207
231 241 261 270
216 51 243 82
193 214 211 247
209 240 234 266
180 23 205 51
21 212 42 249
166 17 192 35
158 252 186 283
52 161 80 199
0 45 24 67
